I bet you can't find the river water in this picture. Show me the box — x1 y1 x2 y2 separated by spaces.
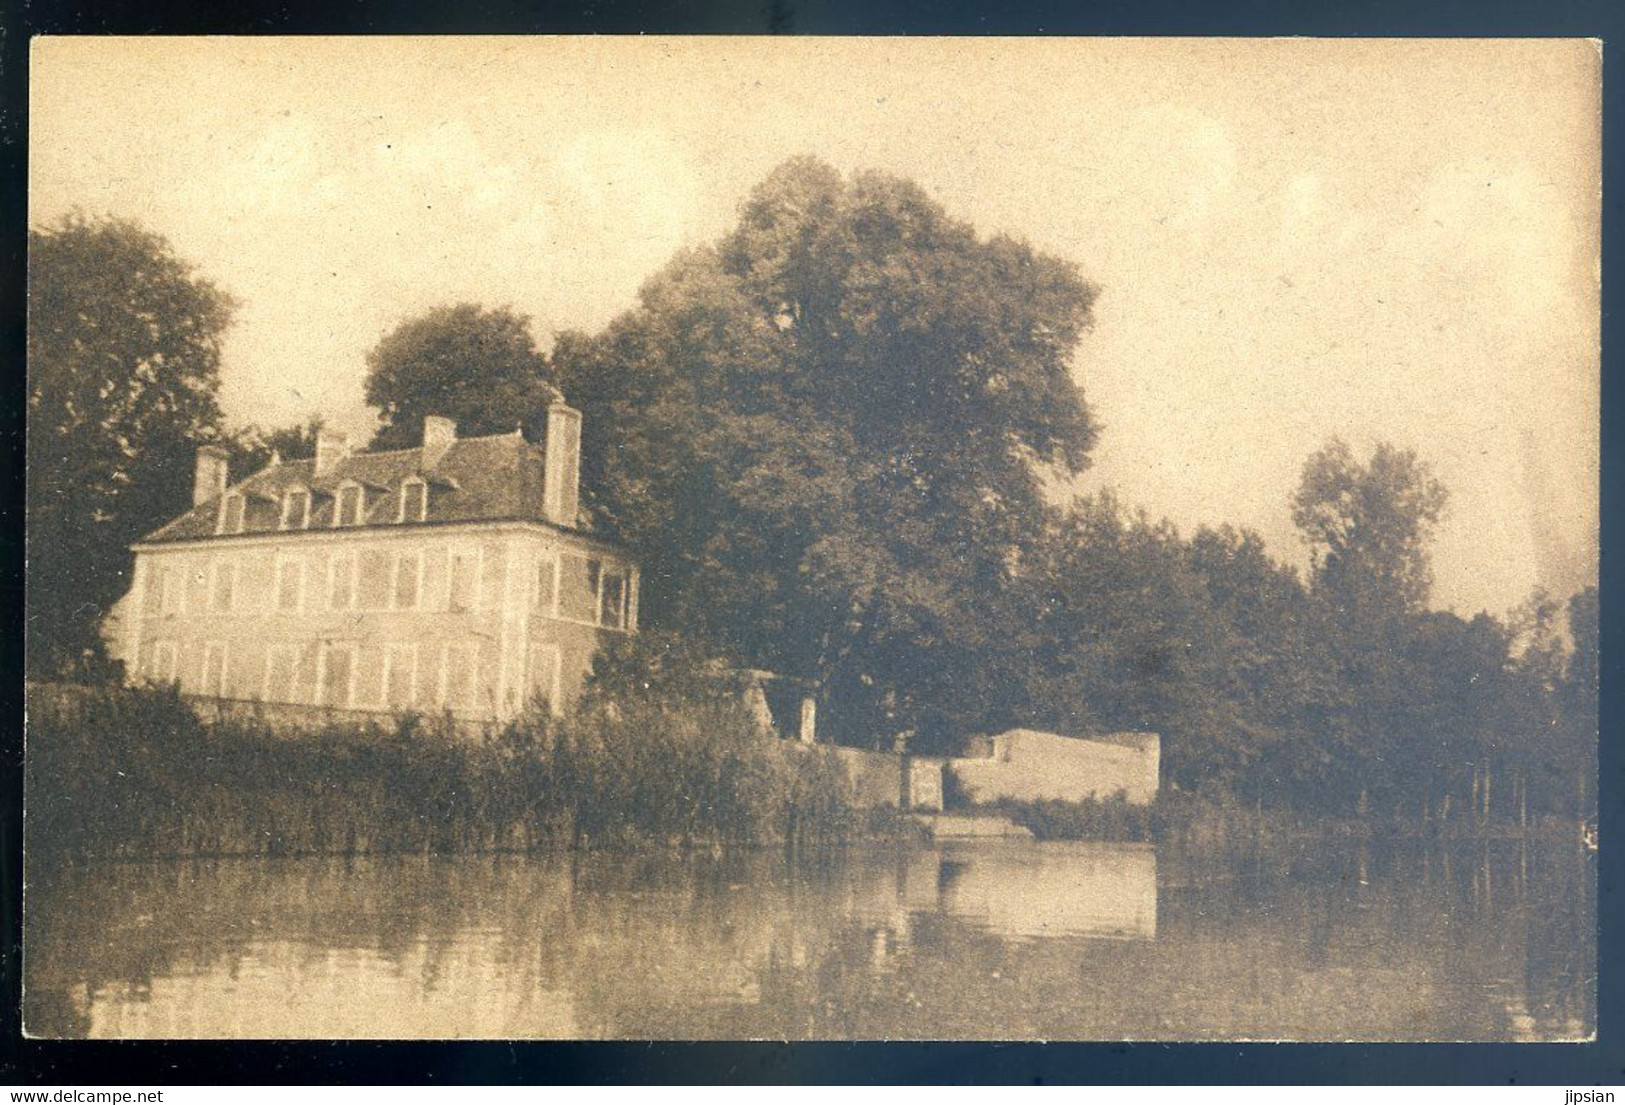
23 838 1593 1040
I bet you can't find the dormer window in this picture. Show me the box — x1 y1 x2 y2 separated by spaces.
398 478 427 523
217 492 246 535
334 482 364 527
280 487 311 530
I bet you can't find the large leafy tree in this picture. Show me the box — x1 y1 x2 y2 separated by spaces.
28 214 235 677
1019 496 1245 789
1291 438 1450 619
1288 439 1449 811
554 158 1099 746
365 304 556 449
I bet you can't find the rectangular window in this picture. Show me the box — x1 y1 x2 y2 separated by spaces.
534 553 558 613
441 643 478 712
599 567 627 630
144 565 166 614
281 488 310 530
392 551 421 610
210 560 236 613
319 643 354 708
558 553 599 623
413 648 438 711
526 641 560 715
399 480 427 523
159 565 183 615
448 549 480 612
201 642 228 698
383 644 417 711
218 494 246 535
276 559 304 612
264 644 298 703
335 485 363 527
149 641 179 684
329 553 356 610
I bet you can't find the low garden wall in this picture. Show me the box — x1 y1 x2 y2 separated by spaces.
828 747 945 811
949 728 1160 806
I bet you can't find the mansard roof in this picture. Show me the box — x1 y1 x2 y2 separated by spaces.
141 430 593 544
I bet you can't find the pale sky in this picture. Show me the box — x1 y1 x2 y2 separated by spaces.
30 37 1600 617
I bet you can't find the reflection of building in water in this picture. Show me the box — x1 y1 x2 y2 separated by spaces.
908 843 1157 941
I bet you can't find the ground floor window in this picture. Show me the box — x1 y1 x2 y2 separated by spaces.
439 642 479 712
382 643 417 711
318 643 355 709
263 643 320 704
146 640 180 684
526 641 560 715
201 642 229 698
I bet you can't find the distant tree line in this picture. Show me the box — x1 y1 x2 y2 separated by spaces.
27 161 1598 825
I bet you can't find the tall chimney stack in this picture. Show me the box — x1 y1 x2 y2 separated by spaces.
542 400 582 527
313 427 350 477
193 445 229 507
422 415 457 468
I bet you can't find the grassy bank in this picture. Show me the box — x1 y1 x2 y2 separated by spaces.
948 794 1153 842
942 787 1585 847
26 683 862 860
1150 789 1587 849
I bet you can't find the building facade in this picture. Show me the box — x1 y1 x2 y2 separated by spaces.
113 400 639 723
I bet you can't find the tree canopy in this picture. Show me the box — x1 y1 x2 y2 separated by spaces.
1292 438 1449 618
364 303 556 450
226 416 326 473
27 214 235 676
552 157 1100 746
27 165 1596 830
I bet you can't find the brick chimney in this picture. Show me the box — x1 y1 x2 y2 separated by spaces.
542 400 582 527
422 415 457 468
313 427 350 477
193 445 229 506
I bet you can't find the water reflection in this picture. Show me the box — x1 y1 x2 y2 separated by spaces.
933 843 1157 940
23 839 1592 1040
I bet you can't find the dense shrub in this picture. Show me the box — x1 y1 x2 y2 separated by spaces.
25 683 856 860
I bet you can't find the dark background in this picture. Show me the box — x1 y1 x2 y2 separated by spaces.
1 0 1621 1085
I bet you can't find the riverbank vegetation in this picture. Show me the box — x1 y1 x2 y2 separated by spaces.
541 160 1598 830
26 682 860 861
30 158 1598 838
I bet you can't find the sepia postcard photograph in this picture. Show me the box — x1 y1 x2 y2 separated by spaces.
21 35 1600 1042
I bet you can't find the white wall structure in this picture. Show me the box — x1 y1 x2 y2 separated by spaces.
950 729 1160 806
